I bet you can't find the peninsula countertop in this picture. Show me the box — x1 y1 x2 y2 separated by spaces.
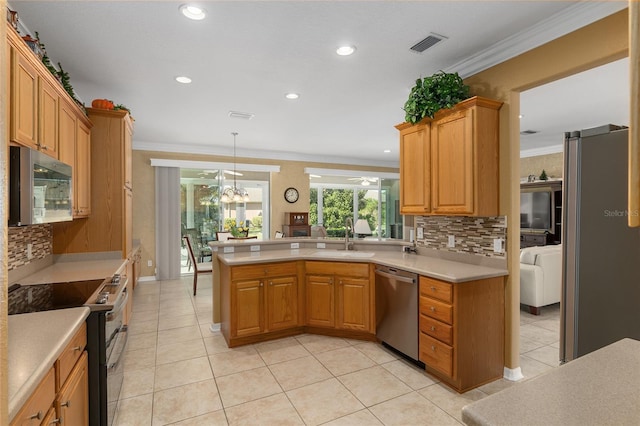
215 247 507 283
8 307 90 422
462 338 640 426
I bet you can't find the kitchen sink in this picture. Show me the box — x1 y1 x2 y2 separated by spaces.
312 250 375 259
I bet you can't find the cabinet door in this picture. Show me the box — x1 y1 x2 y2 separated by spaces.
38 77 59 158
233 279 264 337
9 368 55 426
75 121 92 217
399 123 430 214
123 123 133 190
266 276 298 331
431 108 474 214
337 276 370 331
58 100 76 168
306 275 335 328
10 49 38 149
124 188 133 257
57 351 89 426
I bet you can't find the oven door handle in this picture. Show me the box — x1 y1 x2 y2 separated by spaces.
106 279 129 322
107 324 128 372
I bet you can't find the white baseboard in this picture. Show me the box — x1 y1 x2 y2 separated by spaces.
137 275 157 282
503 366 524 381
209 323 221 333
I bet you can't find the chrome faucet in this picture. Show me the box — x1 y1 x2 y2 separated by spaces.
344 217 354 250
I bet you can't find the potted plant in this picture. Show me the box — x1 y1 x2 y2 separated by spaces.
403 71 471 124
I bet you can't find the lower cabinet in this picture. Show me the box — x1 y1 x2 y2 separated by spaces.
11 323 88 425
222 261 301 345
418 275 504 392
305 261 373 333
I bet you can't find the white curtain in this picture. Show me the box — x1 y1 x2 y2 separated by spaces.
155 166 181 280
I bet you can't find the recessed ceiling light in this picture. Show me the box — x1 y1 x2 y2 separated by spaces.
175 76 192 84
285 93 300 100
336 45 356 56
383 149 391 153
180 4 206 20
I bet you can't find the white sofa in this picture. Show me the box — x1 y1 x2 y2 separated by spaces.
520 244 562 315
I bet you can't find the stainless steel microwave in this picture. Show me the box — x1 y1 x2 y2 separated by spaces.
9 146 73 226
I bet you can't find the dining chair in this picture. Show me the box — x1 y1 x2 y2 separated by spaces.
183 235 213 296
216 231 232 241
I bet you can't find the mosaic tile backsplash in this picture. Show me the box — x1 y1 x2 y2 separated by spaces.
415 216 506 258
8 224 52 271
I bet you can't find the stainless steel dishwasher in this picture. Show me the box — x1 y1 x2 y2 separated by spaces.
375 265 420 362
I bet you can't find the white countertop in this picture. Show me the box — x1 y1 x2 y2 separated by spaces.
17 259 128 285
8 307 90 422
462 338 640 426
217 248 507 282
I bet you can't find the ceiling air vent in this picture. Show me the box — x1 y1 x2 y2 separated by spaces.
410 33 447 53
520 130 540 135
228 111 255 120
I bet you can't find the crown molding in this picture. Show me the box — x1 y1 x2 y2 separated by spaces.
520 144 563 158
133 140 399 169
448 2 628 78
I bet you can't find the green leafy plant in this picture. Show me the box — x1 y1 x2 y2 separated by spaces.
56 62 76 100
539 169 548 181
403 71 471 124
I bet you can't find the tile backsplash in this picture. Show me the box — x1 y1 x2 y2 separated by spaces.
415 216 506 258
8 224 52 271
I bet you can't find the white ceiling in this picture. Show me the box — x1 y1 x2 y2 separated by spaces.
9 1 628 167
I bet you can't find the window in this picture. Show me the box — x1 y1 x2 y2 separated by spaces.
307 170 403 239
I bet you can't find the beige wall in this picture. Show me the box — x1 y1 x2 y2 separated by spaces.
465 9 629 371
520 153 563 180
132 150 396 277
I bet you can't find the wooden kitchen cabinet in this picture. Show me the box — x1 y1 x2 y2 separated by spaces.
9 32 38 151
56 351 89 426
38 76 59 158
9 367 55 426
418 275 504 392
221 261 302 346
396 96 502 217
58 99 93 218
396 120 430 214
53 108 134 258
305 261 374 333
430 97 502 216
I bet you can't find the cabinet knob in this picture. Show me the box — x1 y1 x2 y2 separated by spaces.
61 400 71 408
259 282 263 287
431 345 436 351
430 306 436 312
430 326 436 331
329 278 333 284
29 411 43 420
339 280 343 285
430 286 436 291
269 281 273 286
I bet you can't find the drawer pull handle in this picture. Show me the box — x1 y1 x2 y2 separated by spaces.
269 281 273 286
259 282 263 287
430 306 436 312
430 326 436 331
431 345 436 351
29 411 43 420
430 286 436 291
72 346 82 351
61 400 71 408
50 418 62 424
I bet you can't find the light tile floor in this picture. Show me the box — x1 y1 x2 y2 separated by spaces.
114 276 561 425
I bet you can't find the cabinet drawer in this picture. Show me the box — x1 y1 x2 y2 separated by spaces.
419 314 453 345
420 296 453 325
232 262 297 280
305 261 369 278
419 276 452 303
420 333 453 377
10 367 55 426
56 322 87 391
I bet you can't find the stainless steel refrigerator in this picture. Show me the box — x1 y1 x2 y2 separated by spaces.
560 124 640 363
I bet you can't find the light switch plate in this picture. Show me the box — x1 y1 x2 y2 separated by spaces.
223 246 234 253
417 227 424 239
447 235 455 248
250 245 260 252
290 242 300 249
147 260 152 267
493 238 504 253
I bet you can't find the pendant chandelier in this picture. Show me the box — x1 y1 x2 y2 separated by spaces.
220 132 250 203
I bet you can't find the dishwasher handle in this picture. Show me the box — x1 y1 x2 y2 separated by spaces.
375 269 417 284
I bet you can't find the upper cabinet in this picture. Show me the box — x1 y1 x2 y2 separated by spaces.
7 23 89 162
397 96 502 217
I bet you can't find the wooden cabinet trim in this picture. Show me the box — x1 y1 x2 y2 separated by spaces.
9 368 55 426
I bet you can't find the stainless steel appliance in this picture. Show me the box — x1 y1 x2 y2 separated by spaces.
561 125 640 363
9 146 73 226
375 265 421 362
8 273 129 426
